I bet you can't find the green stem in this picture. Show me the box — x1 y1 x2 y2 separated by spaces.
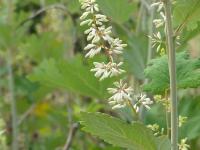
166 111 171 138
136 1 145 34
165 89 171 138
164 0 178 150
7 49 18 150
146 7 155 65
7 0 18 149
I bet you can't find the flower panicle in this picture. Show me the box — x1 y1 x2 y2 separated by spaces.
79 0 153 112
79 0 126 77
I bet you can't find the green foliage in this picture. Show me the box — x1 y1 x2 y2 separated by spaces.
178 23 200 51
143 52 200 94
67 0 80 14
179 96 200 140
0 23 27 49
97 0 137 23
173 0 200 30
29 56 115 99
20 33 65 62
124 35 148 80
144 104 166 128
1 0 200 149
80 112 170 150
156 136 171 150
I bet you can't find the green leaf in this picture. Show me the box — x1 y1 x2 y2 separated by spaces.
67 0 80 13
173 0 200 30
180 116 200 140
156 136 171 150
143 52 200 94
28 56 115 99
80 112 170 150
179 96 200 140
20 32 65 63
181 23 200 43
97 0 137 23
124 35 148 80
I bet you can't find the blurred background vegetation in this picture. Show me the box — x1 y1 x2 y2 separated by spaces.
0 0 200 149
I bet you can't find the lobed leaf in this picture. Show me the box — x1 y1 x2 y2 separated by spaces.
28 56 115 99
143 52 200 94
80 112 170 150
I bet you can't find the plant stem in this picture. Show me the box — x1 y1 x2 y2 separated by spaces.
63 123 79 150
166 111 171 138
7 0 18 149
146 6 155 65
136 1 145 34
7 50 18 150
165 89 171 138
17 104 36 126
164 0 178 150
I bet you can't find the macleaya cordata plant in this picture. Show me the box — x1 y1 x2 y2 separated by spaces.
79 0 153 111
79 0 191 150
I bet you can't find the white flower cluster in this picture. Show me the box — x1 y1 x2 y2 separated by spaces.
79 0 133 109
91 62 125 81
179 116 187 127
150 1 163 12
107 80 133 109
148 32 163 52
153 12 166 28
150 1 166 54
150 0 180 55
147 124 164 136
178 138 190 150
151 1 165 29
80 0 127 57
133 93 153 113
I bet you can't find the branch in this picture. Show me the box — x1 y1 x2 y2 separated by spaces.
17 104 36 126
63 123 79 150
18 4 70 27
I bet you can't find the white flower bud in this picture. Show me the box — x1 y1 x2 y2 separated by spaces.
80 19 93 26
80 11 90 20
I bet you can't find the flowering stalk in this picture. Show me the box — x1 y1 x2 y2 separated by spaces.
163 0 178 149
79 0 153 116
79 0 131 108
